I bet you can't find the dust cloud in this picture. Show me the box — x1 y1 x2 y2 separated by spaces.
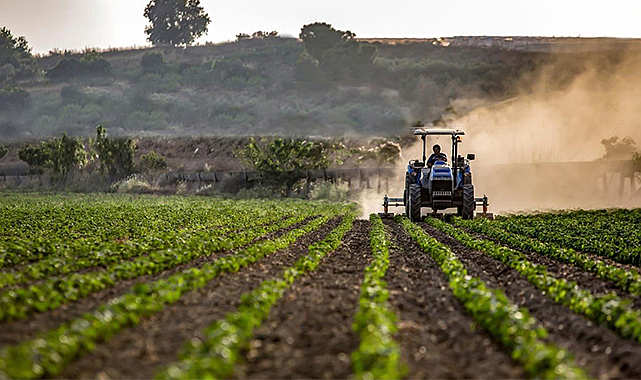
359 48 641 216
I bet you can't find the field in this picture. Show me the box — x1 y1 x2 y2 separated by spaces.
0 193 640 379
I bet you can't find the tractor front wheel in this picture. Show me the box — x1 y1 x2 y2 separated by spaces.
461 184 475 219
409 184 422 222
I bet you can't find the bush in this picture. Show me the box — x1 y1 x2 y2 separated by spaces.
45 51 111 80
139 150 168 171
141 52 166 74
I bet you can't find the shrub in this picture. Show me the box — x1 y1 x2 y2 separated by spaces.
45 51 111 80
141 52 166 74
139 150 168 171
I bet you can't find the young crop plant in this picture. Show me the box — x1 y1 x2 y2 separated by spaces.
452 217 641 296
0 206 323 322
0 205 352 379
351 214 404 380
0 207 296 289
425 217 641 343
496 213 641 267
156 211 357 379
398 216 587 379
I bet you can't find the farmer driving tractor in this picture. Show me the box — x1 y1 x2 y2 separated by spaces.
427 144 447 167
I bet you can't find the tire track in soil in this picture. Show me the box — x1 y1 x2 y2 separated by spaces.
421 223 641 380
234 220 371 380
0 216 316 348
465 228 641 310
384 220 524 379
58 217 342 380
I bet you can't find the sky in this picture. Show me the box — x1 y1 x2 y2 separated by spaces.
1 0 640 54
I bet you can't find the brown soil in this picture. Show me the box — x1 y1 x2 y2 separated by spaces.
384 220 524 379
58 217 341 379
235 220 371 379
0 216 310 348
421 223 641 379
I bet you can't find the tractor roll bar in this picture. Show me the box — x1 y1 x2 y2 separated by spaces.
414 128 465 136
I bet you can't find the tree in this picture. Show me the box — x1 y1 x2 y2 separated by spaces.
92 125 137 179
237 137 334 195
601 136 637 160
298 22 376 81
0 27 37 83
299 22 354 63
144 0 211 46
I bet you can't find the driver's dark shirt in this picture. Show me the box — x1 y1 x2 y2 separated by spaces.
427 152 446 166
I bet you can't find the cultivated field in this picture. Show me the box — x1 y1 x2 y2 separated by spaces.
0 193 640 379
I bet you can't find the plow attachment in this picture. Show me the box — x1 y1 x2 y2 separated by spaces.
379 194 493 219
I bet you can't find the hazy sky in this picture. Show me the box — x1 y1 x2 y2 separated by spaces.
1 0 640 54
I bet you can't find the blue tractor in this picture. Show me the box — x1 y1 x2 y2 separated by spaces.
382 127 491 221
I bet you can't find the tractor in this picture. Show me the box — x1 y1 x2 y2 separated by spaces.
381 127 492 221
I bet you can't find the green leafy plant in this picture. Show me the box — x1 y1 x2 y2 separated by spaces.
452 216 641 296
351 214 405 379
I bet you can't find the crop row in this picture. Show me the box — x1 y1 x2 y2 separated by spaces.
350 214 404 379
0 197 287 268
0 205 323 322
425 218 641 343
398 216 586 379
503 209 641 248
452 217 641 296
0 205 297 289
0 204 352 379
157 211 357 379
495 213 641 266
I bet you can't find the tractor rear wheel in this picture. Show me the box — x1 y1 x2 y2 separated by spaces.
461 184 475 219
409 184 422 222
404 189 409 217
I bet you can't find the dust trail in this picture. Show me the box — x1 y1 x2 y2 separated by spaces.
360 48 641 215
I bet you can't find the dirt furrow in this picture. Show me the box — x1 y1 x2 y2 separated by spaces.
385 221 524 379
421 223 641 379
58 217 341 379
0 217 315 348
234 220 371 379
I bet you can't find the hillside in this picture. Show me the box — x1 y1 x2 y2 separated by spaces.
1 36 560 140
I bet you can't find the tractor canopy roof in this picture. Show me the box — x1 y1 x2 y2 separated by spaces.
413 128 465 136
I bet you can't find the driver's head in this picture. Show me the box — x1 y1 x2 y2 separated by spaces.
433 144 441 154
